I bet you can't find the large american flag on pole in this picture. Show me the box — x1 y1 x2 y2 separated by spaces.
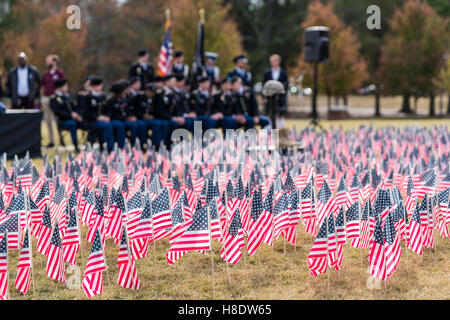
157 11 173 76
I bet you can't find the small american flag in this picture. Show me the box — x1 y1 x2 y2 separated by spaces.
307 217 328 276
151 188 172 233
384 213 402 279
408 205 423 255
117 228 140 290
62 208 80 266
46 224 66 283
15 228 32 294
167 204 211 255
369 220 387 281
0 235 9 300
82 229 106 298
220 208 245 265
0 212 20 251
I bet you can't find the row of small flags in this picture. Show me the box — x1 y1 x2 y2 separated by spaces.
0 124 449 299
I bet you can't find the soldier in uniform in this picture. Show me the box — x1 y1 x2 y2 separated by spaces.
189 77 218 131
213 78 238 131
50 79 85 152
126 77 151 148
79 77 114 152
106 80 141 149
170 75 197 132
227 55 253 89
231 77 271 130
204 52 220 90
152 75 180 146
129 49 155 90
170 50 190 81
141 83 169 150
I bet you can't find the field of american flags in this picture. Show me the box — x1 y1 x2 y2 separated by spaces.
0 118 449 300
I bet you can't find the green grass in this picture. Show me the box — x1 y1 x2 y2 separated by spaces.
4 118 449 300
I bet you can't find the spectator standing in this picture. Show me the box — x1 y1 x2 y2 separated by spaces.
41 54 65 148
263 54 289 129
5 52 41 109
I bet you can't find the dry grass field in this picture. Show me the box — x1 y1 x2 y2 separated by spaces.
5 224 450 300
4 117 450 300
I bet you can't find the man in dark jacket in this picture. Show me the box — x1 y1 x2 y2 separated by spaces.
262 54 289 128
6 52 41 109
50 79 84 152
231 77 271 130
79 77 114 151
213 78 238 131
129 49 155 90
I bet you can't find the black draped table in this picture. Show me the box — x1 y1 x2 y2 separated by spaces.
0 110 42 159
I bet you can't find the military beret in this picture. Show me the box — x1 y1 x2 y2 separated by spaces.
144 83 157 92
138 49 149 57
164 74 176 81
230 76 241 84
153 75 165 82
197 76 210 83
175 75 185 82
128 77 140 85
90 77 103 86
110 80 128 93
83 75 93 84
54 78 67 89
174 50 184 58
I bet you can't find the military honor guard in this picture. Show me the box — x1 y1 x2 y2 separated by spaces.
231 77 271 130
170 50 190 81
49 79 84 152
227 55 253 89
189 77 218 131
141 83 169 150
79 77 114 152
213 78 238 131
129 49 155 90
204 52 220 90
126 77 151 148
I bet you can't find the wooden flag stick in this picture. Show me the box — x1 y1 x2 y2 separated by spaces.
206 198 215 299
25 192 37 298
223 188 232 285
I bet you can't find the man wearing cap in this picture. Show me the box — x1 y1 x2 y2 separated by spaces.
213 78 238 131
50 79 84 152
40 54 66 148
79 77 114 152
204 52 220 89
6 52 41 109
126 77 150 148
227 55 252 89
231 77 271 130
142 83 169 150
189 77 218 131
170 75 197 132
170 51 190 81
129 49 155 90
